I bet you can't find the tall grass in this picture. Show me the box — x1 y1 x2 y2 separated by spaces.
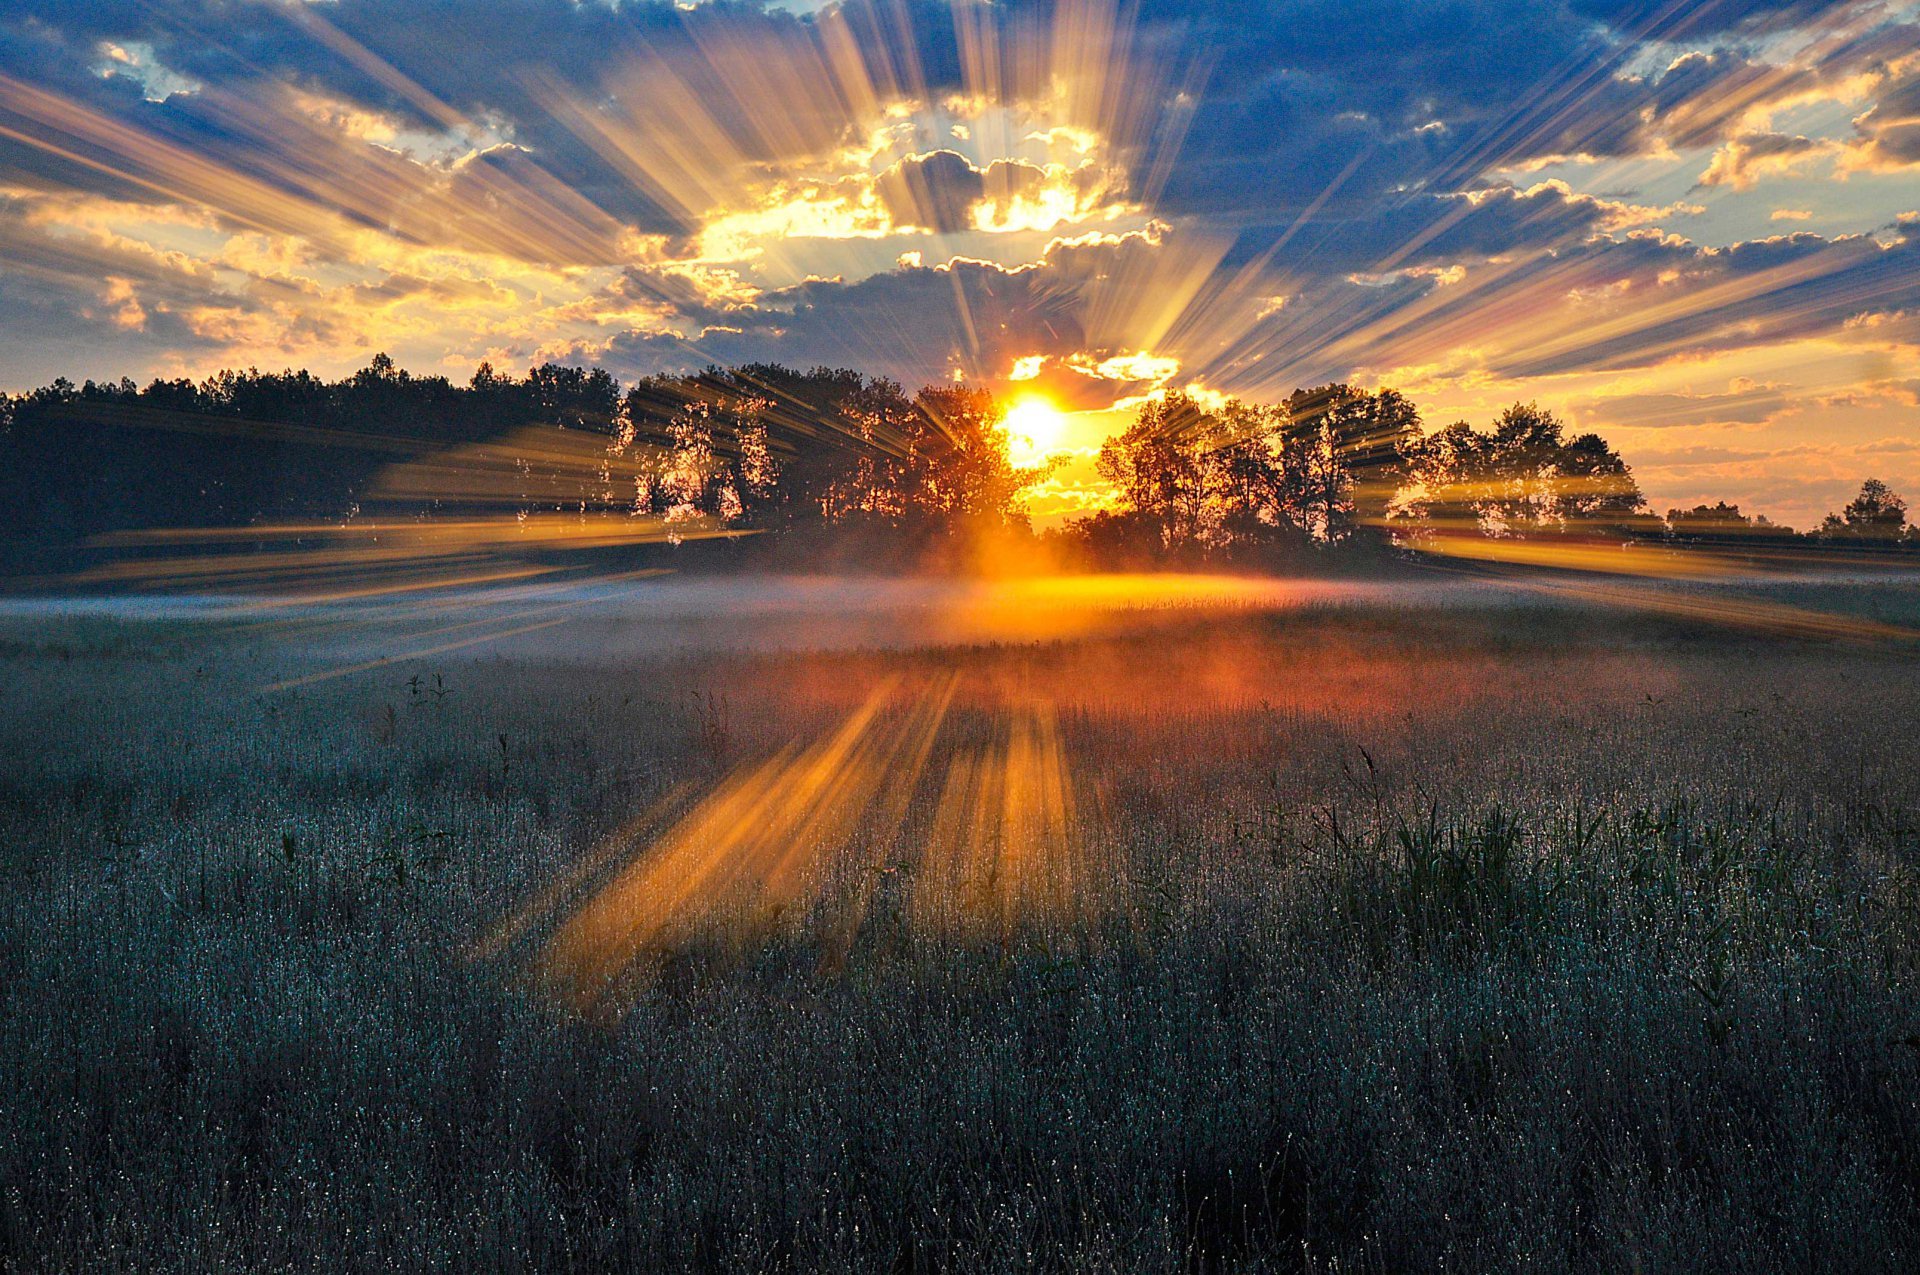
0 594 1917 1270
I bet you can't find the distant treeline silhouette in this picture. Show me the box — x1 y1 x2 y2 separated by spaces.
1 355 1912 575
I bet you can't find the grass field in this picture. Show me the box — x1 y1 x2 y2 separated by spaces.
3 572 1919 1271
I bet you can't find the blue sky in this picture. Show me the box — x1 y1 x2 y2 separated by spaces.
1 0 1916 526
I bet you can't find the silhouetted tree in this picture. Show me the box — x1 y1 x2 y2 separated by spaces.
1079 386 1420 564
1401 403 1646 538
624 371 1045 565
896 384 1038 541
1666 502 1793 544
5 354 1903 575
1667 501 1751 536
1093 393 1221 554
1820 478 1910 544
526 363 621 431
1283 384 1423 539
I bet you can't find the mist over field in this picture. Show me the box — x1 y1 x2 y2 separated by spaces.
6 566 1909 659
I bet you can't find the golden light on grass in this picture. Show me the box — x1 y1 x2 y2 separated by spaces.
477 671 1112 1018
908 697 1096 943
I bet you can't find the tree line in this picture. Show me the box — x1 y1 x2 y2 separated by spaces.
1 355 1912 574
1071 391 1912 561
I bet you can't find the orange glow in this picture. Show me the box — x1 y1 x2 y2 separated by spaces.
463 562 1920 1019
485 677 1115 1016
474 671 1117 1016
1002 395 1071 465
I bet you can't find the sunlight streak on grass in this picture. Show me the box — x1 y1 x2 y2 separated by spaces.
487 671 1111 1017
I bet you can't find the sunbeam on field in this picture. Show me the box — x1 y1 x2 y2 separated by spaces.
476 670 1108 1018
8 550 1920 1266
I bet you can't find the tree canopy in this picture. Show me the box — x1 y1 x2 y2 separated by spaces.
1820 479 1911 544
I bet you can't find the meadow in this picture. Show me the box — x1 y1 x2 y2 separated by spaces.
2 572 1919 1272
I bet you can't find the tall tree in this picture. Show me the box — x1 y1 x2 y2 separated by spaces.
1283 385 1423 539
1820 478 1910 543
1093 393 1220 552
1402 403 1645 538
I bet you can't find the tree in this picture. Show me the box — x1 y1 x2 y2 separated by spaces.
626 370 1048 566
1820 478 1909 544
1401 403 1645 538
2 354 1746 576
898 384 1038 540
1093 393 1219 553
1667 501 1751 536
625 366 896 535
1666 502 1792 543
525 362 620 431
1283 384 1422 539
1078 386 1419 564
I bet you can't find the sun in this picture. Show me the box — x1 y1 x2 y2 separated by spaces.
1002 395 1070 466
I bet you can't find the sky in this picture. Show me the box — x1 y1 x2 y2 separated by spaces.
1 0 1917 529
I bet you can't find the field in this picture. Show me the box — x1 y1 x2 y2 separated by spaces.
3 572 1920 1271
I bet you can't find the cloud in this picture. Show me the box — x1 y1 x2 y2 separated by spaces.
1698 132 1835 190
1570 384 1794 429
606 255 1085 390
868 151 1104 236
1840 61 1920 173
601 222 1224 396
876 151 989 235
